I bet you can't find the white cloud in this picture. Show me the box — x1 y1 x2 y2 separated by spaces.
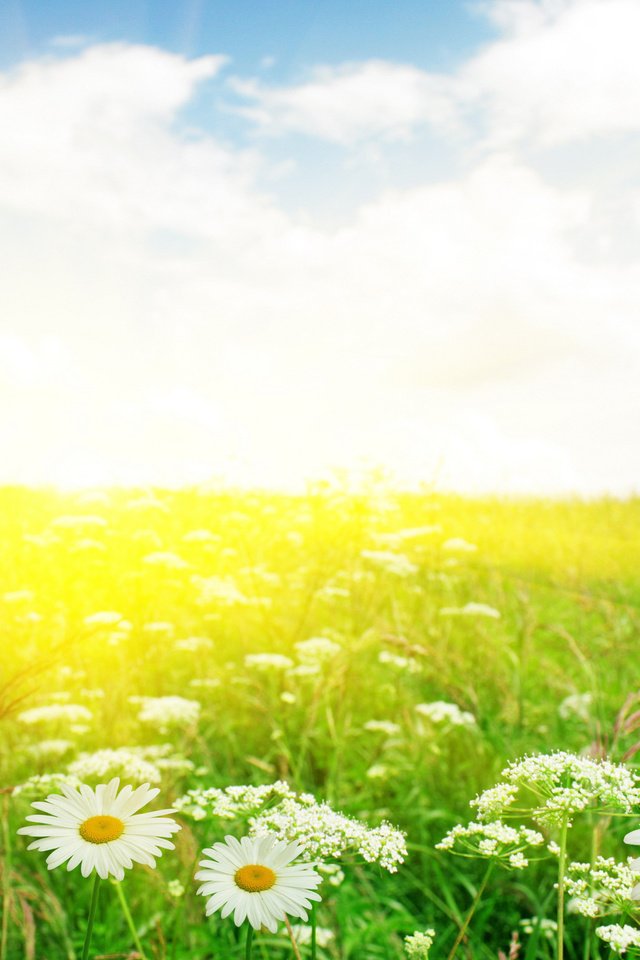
230 0 640 148
0 34 639 494
463 0 640 146
229 61 456 143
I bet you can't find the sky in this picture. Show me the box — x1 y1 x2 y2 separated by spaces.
1 0 639 495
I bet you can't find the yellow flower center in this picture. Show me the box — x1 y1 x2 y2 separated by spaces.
79 815 125 844
234 864 277 892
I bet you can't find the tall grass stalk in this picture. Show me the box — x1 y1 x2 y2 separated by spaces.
114 881 148 960
1 794 11 960
446 862 494 960
557 816 570 960
284 917 302 960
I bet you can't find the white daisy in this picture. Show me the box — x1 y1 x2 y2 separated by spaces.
17 777 180 881
195 835 322 933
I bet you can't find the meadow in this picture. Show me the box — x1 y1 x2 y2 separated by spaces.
1 483 640 960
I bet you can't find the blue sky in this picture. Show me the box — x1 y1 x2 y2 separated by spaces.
1 0 639 494
1 0 494 74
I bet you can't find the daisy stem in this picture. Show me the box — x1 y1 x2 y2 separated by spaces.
311 901 317 960
245 924 254 960
114 880 148 960
81 874 100 960
284 916 302 960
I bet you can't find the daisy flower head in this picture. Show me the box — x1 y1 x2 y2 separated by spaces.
17 777 180 880
195 834 322 933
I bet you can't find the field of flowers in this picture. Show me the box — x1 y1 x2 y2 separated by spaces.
1 484 640 960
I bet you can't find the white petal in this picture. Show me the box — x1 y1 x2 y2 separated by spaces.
80 848 96 878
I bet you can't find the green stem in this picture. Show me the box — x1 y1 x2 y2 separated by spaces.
583 817 599 960
447 862 493 960
311 901 317 960
245 924 254 960
81 874 101 960
557 817 569 960
114 881 148 960
1 795 11 960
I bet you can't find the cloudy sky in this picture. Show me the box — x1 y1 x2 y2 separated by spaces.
1 0 639 494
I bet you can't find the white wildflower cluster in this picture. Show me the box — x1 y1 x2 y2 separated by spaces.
192 575 269 607
520 918 557 941
250 794 408 872
471 783 518 821
366 764 390 780
404 929 436 959
174 636 214 653
564 857 640 917
282 925 335 947
26 739 74 759
378 651 422 674
415 701 476 728
143 551 189 569
176 779 406 871
3 589 35 604
558 692 593 722
142 621 174 636
130 695 201 733
84 610 125 626
190 678 221 690
244 653 294 671
361 550 418 577
316 583 350 601
375 525 441 547
174 780 294 822
294 636 342 663
442 538 477 553
67 748 163 785
51 514 107 529
436 821 543 869
12 772 82 797
317 862 345 887
183 528 219 543
596 925 640 954
363 720 402 736
17 704 93 726
439 602 501 619
167 879 185 898
471 752 640 827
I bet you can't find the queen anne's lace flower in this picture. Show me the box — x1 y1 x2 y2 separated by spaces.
565 857 640 916
361 550 418 577
596 924 640 954
244 653 294 671
439 603 500 619
363 720 401 736
436 820 543 868
130 695 201 733
404 929 436 958
415 702 476 728
67 748 163 785
176 781 407 872
17 704 93 726
250 795 407 872
471 752 640 826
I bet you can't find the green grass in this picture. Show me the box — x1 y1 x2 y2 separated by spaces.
1 485 639 959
